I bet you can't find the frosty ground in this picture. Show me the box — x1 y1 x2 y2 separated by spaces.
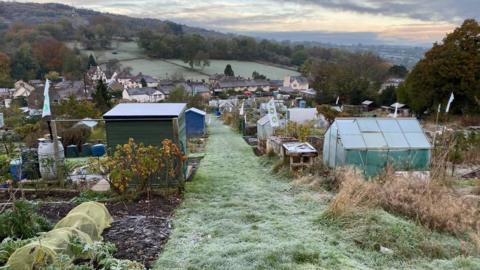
155 118 480 269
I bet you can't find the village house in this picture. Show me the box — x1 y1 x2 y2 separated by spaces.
13 80 36 98
213 79 271 94
87 66 107 82
179 81 210 99
281 75 309 92
380 78 404 93
268 80 283 91
208 74 241 86
0 88 14 100
53 80 92 101
122 87 165 102
131 73 160 88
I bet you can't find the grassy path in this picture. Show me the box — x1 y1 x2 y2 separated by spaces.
155 118 478 270
155 118 367 269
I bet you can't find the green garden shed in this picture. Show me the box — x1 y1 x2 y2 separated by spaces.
103 103 187 154
323 118 431 177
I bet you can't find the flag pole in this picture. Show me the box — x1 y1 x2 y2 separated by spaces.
432 104 441 148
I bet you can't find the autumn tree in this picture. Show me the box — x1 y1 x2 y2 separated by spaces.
397 19 480 114
33 37 68 73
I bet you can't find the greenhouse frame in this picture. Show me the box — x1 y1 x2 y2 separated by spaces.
323 118 431 177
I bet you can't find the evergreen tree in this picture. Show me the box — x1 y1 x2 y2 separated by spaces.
11 43 39 80
92 79 112 113
224 64 234 77
88 54 97 68
140 77 147 87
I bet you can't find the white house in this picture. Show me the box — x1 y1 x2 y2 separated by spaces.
380 78 404 93
283 76 309 91
87 66 107 82
13 80 36 98
122 87 165 102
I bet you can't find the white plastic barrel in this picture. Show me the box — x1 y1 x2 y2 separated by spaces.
38 138 65 180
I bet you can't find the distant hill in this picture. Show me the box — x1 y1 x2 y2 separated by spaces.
0 2 228 39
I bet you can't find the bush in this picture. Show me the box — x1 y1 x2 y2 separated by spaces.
61 125 92 149
93 138 186 199
0 200 52 240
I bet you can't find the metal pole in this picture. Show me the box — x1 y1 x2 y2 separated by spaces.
432 104 441 148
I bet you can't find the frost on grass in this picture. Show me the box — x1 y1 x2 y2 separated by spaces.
155 118 480 270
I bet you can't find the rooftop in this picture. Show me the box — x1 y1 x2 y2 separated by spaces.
331 117 431 150
103 103 187 119
126 87 163 96
186 107 206 116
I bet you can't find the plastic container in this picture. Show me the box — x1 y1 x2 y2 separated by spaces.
91 144 106 157
66 145 79 158
9 159 23 181
38 138 65 180
81 143 92 157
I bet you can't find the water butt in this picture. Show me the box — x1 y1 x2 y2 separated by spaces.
38 137 65 180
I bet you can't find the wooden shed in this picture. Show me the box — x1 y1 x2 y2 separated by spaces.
103 103 187 154
185 107 206 138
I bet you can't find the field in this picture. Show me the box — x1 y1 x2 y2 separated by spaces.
66 41 300 80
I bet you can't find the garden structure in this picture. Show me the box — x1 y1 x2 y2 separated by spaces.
185 107 206 138
103 103 188 154
323 118 431 177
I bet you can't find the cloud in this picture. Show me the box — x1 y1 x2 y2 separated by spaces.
15 0 471 45
278 0 480 23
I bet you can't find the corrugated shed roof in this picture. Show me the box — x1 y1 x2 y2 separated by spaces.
103 103 186 119
332 118 431 150
186 107 206 116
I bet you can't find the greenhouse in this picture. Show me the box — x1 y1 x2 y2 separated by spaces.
323 118 431 177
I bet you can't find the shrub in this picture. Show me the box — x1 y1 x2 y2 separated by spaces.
0 200 52 240
93 138 186 199
61 125 92 149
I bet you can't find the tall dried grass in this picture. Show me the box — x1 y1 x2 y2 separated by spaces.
326 168 480 237
324 169 378 217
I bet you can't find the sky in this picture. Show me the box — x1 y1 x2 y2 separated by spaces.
16 0 480 46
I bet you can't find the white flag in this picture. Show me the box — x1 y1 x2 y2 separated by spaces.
393 103 398 118
42 79 51 118
267 98 279 127
437 104 441 113
335 96 339 105
445 92 454 113
239 100 244 115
